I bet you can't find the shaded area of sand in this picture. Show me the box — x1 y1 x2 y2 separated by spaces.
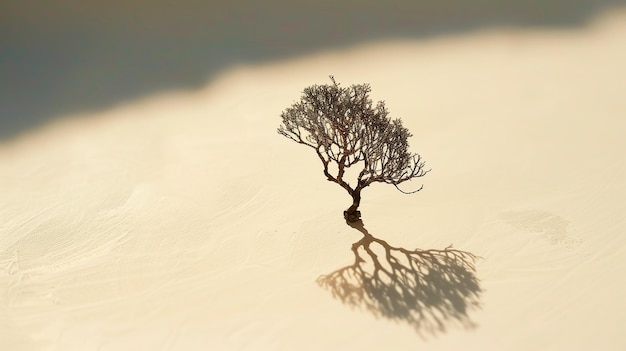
2 0 626 140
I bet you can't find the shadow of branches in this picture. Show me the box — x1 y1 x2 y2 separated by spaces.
317 220 482 336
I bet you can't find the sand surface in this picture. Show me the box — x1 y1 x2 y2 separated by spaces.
2 9 626 351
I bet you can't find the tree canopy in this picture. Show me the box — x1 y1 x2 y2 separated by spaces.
278 77 428 221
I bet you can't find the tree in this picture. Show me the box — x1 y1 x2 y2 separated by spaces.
277 77 429 222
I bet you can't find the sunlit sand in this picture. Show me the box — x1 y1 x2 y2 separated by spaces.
1 9 625 351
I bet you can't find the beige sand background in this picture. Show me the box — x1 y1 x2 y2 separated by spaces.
2 8 626 351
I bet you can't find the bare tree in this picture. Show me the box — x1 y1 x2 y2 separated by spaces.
278 76 429 221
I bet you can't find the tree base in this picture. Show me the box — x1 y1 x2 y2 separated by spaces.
343 210 361 223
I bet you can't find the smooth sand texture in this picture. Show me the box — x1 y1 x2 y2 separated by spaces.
2 10 626 351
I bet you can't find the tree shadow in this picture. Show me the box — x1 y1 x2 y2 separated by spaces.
317 220 482 337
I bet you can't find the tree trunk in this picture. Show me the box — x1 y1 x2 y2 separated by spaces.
344 190 362 222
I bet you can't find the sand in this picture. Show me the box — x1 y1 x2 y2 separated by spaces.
2 9 626 351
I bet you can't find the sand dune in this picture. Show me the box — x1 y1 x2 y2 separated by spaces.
2 9 626 351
